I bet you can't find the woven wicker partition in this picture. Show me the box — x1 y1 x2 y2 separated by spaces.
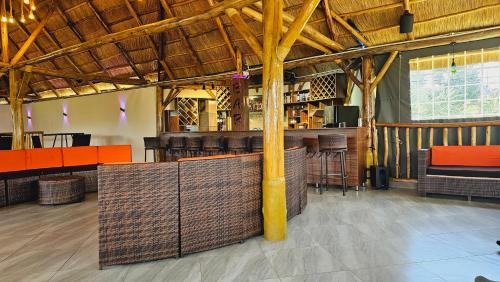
98 163 180 268
7 176 38 205
310 74 337 100
0 180 5 208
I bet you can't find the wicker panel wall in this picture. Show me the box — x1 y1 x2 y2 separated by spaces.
0 180 6 207
177 98 199 126
310 74 337 100
98 163 179 268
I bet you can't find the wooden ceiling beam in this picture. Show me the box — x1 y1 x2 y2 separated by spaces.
85 0 145 80
159 0 206 76
335 59 363 90
123 0 175 81
254 2 344 51
25 66 148 85
322 0 337 41
13 20 81 96
1 21 9 63
14 0 259 68
11 7 54 65
225 8 263 61
53 1 119 90
278 0 322 60
241 7 331 54
206 0 237 65
329 9 370 47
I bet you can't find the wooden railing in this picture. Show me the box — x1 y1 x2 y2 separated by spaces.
373 120 500 179
0 131 44 149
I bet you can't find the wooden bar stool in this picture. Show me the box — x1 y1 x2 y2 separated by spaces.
318 134 348 196
250 136 263 152
185 137 202 157
202 136 222 156
143 137 164 162
226 137 248 154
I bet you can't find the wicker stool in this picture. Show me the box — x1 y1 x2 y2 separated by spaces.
226 137 248 154
185 137 202 157
202 136 222 156
250 136 263 152
38 176 86 205
285 136 303 149
143 137 165 162
169 137 185 160
318 134 348 196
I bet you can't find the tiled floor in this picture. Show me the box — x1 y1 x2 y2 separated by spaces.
1 188 499 282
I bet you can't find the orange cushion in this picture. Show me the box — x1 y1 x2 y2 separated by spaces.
98 145 132 164
432 146 500 167
62 146 98 167
25 148 63 170
0 150 26 173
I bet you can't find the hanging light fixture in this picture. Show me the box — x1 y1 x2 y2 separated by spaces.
1 0 7 23
451 42 457 74
0 0 36 25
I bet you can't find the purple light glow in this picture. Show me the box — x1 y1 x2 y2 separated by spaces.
26 108 32 129
63 104 69 126
119 96 127 122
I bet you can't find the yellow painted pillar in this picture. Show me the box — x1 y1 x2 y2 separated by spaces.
262 0 286 241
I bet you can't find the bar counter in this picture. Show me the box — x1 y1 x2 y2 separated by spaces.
161 127 367 187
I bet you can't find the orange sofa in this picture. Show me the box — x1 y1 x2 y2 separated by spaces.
418 146 500 200
0 145 132 207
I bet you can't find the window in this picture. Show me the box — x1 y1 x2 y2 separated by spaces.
409 47 500 120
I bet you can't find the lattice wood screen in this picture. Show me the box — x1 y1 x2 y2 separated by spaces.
215 86 231 111
177 98 199 126
310 74 337 100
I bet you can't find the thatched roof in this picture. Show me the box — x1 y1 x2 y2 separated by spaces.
1 0 499 101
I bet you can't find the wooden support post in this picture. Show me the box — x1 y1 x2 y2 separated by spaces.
417 127 422 149
429 128 434 147
457 127 462 145
471 126 477 146
372 119 378 166
405 127 410 178
1 21 8 63
9 69 24 150
362 56 373 127
370 51 398 93
156 86 164 161
443 128 448 146
383 127 389 167
395 127 400 178
262 0 286 241
486 126 491 145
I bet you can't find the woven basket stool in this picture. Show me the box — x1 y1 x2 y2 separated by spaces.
38 176 86 205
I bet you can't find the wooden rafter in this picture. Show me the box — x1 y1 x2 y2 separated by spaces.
11 6 54 65
253 2 344 51
14 0 259 68
123 0 175 81
330 10 370 47
25 67 148 85
370 51 398 92
225 8 263 60
207 0 237 65
13 20 80 96
159 0 206 76
277 0 322 60
322 0 337 41
52 1 119 90
241 7 331 54
335 60 363 90
17 66 32 98
85 0 145 80
1 21 8 63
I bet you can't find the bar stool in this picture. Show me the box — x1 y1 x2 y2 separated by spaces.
185 137 202 157
318 134 348 196
169 137 185 160
226 137 248 154
144 137 164 162
202 136 222 156
250 136 263 152
285 136 303 149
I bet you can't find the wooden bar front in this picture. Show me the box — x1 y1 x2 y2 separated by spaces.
161 127 367 187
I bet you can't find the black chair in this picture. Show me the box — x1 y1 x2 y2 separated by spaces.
318 134 348 196
72 134 91 147
0 136 12 150
185 137 202 157
31 136 43 148
144 137 165 162
202 136 223 156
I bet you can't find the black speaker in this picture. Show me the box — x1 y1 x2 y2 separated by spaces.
370 166 389 190
400 11 414 33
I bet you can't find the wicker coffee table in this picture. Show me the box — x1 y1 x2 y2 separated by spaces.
38 176 86 205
